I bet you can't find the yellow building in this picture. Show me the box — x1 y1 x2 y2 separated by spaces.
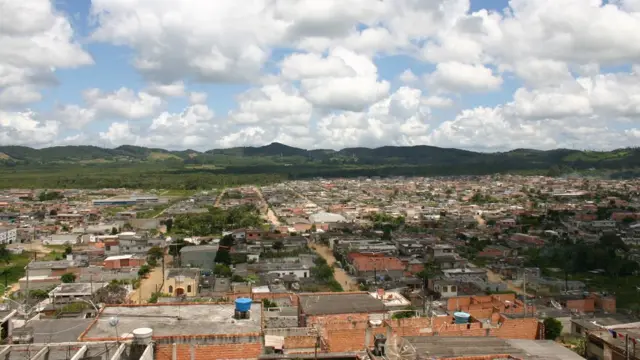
163 268 200 297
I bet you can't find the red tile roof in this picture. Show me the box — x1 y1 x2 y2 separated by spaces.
352 256 405 272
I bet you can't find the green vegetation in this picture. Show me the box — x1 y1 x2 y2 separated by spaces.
173 204 262 236
2 143 640 189
527 233 640 308
543 317 563 340
311 257 343 292
60 272 77 283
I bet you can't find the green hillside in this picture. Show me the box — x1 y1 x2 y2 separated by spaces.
1 143 639 189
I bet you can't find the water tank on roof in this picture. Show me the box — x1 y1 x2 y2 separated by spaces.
453 312 471 324
235 298 252 319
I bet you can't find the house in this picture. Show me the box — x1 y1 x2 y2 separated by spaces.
26 260 82 278
429 279 460 298
477 245 513 258
56 213 85 224
351 256 405 280
297 292 387 327
0 226 17 244
49 282 108 305
103 254 145 269
180 245 218 271
43 234 80 245
163 268 200 297
426 244 456 261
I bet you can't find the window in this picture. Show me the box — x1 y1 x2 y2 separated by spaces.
450 286 457 292
168 286 173 293
187 285 192 293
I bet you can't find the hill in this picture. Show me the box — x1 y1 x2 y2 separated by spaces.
1 143 639 177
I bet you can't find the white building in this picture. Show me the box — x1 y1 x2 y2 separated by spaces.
0 227 17 244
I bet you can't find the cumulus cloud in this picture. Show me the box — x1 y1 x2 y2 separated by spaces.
83 88 164 120
7 0 640 151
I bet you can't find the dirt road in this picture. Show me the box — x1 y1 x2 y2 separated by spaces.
310 242 358 291
214 189 227 207
486 268 534 297
253 187 281 226
129 265 165 303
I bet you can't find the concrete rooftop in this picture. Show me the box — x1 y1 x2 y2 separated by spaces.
82 303 262 340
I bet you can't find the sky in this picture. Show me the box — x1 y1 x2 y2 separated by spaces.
2 0 640 152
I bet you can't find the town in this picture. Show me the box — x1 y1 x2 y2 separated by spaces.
0 175 639 360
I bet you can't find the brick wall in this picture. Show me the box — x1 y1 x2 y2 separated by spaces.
565 298 595 313
155 342 262 360
306 313 370 327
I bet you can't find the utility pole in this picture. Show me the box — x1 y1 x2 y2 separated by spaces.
523 271 527 317
25 261 31 308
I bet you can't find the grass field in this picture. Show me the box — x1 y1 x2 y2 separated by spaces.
0 252 33 288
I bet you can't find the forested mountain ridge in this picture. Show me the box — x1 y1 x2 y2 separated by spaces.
1 143 639 171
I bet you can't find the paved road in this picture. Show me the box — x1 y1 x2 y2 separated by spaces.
309 242 358 291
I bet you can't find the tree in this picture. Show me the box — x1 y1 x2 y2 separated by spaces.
0 245 11 265
164 218 174 233
147 246 164 262
95 282 128 304
272 240 284 252
138 265 151 277
215 249 232 265
381 227 392 240
111 227 118 235
64 246 72 256
49 209 58 216
61 273 77 283
543 317 563 340
214 264 232 277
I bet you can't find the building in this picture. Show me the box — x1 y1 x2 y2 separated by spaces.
179 245 218 270
79 302 263 360
49 282 108 305
92 195 159 206
26 259 82 278
43 234 80 245
163 268 200 297
403 336 584 359
56 213 86 224
103 254 146 269
351 256 405 280
117 232 163 255
297 292 387 327
0 226 17 244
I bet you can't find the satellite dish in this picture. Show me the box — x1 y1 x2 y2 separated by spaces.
385 335 417 360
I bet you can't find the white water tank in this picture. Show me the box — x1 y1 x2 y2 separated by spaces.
132 328 153 345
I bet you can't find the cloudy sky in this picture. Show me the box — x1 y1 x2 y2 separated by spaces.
2 0 640 151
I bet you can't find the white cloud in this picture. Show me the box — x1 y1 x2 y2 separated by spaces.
146 81 186 97
427 62 503 93
189 92 208 105
99 104 220 149
0 110 59 146
83 88 164 119
0 0 92 108
399 69 418 84
229 84 312 126
9 0 640 152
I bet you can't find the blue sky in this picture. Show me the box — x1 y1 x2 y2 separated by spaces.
2 0 640 151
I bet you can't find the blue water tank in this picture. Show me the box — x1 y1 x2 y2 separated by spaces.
235 298 252 312
453 312 471 324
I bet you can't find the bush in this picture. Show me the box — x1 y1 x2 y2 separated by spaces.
543 317 563 340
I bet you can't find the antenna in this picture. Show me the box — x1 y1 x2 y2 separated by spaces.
384 334 417 360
